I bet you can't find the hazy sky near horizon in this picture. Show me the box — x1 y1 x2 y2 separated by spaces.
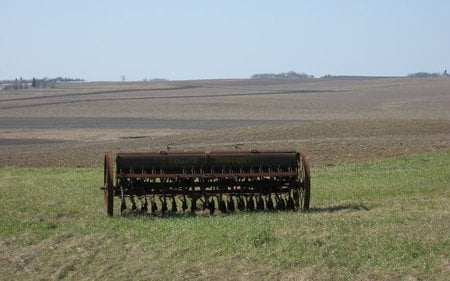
2 0 449 81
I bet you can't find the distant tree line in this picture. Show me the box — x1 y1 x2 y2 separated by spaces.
407 72 442 78
142 78 168 82
48 77 85 83
251 71 313 79
0 77 84 90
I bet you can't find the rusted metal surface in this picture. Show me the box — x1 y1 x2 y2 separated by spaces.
102 150 311 216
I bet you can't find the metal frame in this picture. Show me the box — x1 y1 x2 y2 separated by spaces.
102 150 311 216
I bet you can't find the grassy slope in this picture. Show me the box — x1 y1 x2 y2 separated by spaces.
0 150 449 280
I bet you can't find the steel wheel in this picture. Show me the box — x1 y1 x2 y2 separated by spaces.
104 152 114 216
296 152 311 210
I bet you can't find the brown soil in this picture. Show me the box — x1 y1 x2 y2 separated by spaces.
0 77 449 167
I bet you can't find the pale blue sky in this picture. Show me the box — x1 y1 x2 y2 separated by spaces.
1 0 449 81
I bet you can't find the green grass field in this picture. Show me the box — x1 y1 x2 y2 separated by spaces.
1 150 449 280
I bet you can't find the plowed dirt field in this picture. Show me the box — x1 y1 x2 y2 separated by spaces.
1 77 449 167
